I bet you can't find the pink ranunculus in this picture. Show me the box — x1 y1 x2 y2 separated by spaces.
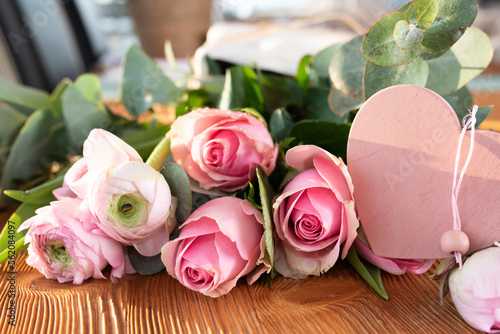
84 161 173 257
170 108 278 192
272 145 359 278
449 246 500 333
54 128 143 199
161 197 265 297
18 199 125 284
354 238 434 275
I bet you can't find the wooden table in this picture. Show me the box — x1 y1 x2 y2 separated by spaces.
0 211 480 333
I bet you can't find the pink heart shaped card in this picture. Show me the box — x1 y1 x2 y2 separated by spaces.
347 85 500 259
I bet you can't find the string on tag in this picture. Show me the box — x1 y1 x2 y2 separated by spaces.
441 105 478 268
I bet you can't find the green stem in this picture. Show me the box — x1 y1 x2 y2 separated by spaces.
145 134 171 170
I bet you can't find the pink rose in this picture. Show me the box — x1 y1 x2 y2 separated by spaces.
449 246 500 333
83 161 173 256
19 199 125 284
170 108 278 192
273 145 359 278
354 237 434 275
54 128 142 200
161 197 265 297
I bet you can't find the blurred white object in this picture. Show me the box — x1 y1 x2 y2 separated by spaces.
193 19 357 77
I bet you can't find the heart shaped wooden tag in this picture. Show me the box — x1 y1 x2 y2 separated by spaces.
347 85 500 259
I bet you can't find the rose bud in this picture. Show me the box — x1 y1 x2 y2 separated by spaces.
83 161 173 256
54 128 142 200
354 237 434 275
170 108 278 192
448 246 500 333
273 145 359 278
19 199 125 284
161 197 265 297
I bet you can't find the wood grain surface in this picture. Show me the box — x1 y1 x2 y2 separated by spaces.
0 210 480 334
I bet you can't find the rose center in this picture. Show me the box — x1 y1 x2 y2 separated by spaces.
294 214 323 242
186 267 214 287
203 142 225 167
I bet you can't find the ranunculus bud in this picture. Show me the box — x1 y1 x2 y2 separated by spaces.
19 199 125 284
84 161 173 256
449 246 500 333
272 145 359 278
170 108 278 192
54 128 142 200
161 197 265 297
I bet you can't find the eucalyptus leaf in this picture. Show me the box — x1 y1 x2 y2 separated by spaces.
0 202 40 263
0 76 52 116
306 86 349 123
406 0 439 29
312 43 342 78
270 108 293 142
0 107 26 173
62 78 112 154
256 166 275 267
290 120 351 159
330 36 366 100
1 108 63 203
122 126 169 160
218 66 265 113
49 78 72 113
421 0 477 52
426 27 493 96
346 246 389 300
361 12 422 66
363 57 429 99
397 1 414 13
121 45 182 117
443 86 473 117
393 20 423 50
127 246 165 275
420 48 449 60
161 162 192 224
328 86 363 117
259 72 303 115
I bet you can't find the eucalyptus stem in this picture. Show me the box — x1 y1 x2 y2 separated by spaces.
145 134 171 170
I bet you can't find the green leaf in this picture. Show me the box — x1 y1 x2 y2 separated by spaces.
49 78 72 113
475 106 493 128
290 120 351 159
218 66 265 113
393 20 423 50
406 0 439 29
346 246 389 300
363 57 429 99
259 72 303 115
62 76 112 153
122 126 169 160
160 162 192 224
145 135 171 170
270 108 293 142
0 202 40 263
127 246 165 275
443 86 472 116
328 86 363 117
0 107 26 171
1 108 63 202
306 86 349 123
121 45 182 117
421 0 478 52
3 172 63 204
312 43 342 78
397 1 414 13
296 55 313 94
330 36 366 100
426 27 493 96
256 166 275 267
420 48 449 60
361 12 422 66
0 76 51 115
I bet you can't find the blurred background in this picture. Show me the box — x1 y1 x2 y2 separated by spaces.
0 0 499 104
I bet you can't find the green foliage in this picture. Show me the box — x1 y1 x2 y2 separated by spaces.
0 76 52 116
256 167 275 267
218 66 265 113
160 162 192 224
121 45 183 117
270 108 293 142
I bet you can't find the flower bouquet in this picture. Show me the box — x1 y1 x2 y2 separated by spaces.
1 0 499 332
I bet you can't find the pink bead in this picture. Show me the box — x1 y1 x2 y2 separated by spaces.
440 230 470 255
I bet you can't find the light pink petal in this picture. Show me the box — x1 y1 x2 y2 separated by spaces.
281 239 341 276
133 226 170 256
273 241 308 279
341 201 359 259
313 156 352 202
